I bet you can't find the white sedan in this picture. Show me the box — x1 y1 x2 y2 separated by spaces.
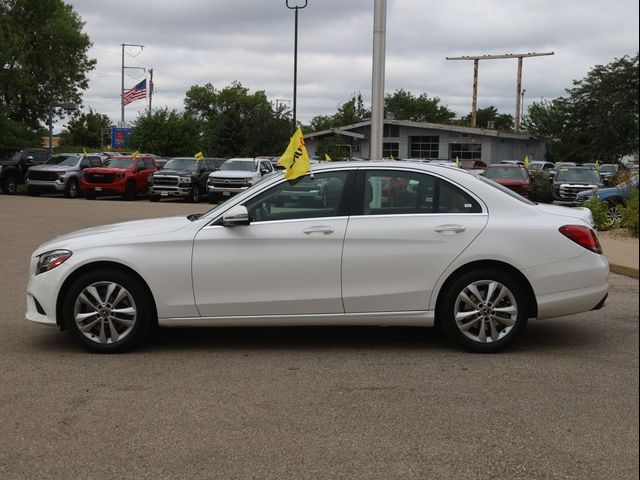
26 161 609 353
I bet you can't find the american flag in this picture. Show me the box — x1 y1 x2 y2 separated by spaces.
123 79 147 106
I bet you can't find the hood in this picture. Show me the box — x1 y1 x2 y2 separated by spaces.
85 167 132 174
0 158 18 166
35 216 193 255
209 171 257 179
554 179 602 186
153 169 193 177
535 203 594 227
492 178 529 187
28 164 77 172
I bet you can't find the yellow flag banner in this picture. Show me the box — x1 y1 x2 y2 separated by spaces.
278 127 311 180
324 153 332 162
455 156 461 168
524 155 529 167
194 151 204 161
595 159 601 171
82 148 88 157
131 150 140 158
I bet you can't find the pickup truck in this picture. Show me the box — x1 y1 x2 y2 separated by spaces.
0 148 49 194
206 158 275 204
26 153 103 198
81 155 157 200
148 157 226 202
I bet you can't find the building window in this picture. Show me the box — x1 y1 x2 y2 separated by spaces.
383 143 399 158
450 143 482 160
409 136 439 159
383 124 400 137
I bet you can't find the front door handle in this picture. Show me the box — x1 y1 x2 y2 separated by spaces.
303 225 335 235
434 224 466 234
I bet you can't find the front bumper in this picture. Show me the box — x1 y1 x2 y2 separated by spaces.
25 259 71 327
26 179 66 192
81 180 126 196
149 185 193 198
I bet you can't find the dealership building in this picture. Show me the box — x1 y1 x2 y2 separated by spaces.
303 119 548 163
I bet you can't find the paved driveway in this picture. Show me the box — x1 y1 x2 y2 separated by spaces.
1 196 638 480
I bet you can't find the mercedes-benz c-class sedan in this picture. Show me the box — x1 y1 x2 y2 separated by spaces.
26 161 609 353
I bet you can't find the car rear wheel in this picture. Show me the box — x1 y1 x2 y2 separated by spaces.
62 268 154 353
189 186 201 203
440 269 528 353
606 200 623 222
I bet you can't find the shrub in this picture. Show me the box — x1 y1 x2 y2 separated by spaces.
529 171 553 203
583 196 616 231
620 189 639 237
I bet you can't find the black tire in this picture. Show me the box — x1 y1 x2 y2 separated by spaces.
208 192 218 204
439 269 529 353
189 186 201 203
2 176 18 195
149 195 160 202
123 181 137 201
62 268 154 353
606 199 622 222
28 186 40 197
64 178 80 198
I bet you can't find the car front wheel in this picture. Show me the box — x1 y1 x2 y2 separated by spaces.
440 269 529 353
62 268 154 353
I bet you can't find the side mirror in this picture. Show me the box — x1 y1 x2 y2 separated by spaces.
222 205 250 226
24 155 34 162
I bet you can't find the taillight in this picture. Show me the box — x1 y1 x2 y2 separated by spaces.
559 225 602 254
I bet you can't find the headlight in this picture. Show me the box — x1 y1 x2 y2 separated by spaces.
36 250 72 275
180 177 192 184
148 176 154 185
115 173 124 181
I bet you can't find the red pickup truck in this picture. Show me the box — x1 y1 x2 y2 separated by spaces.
81 155 157 200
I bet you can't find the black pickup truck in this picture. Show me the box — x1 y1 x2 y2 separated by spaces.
147 157 226 202
0 148 49 194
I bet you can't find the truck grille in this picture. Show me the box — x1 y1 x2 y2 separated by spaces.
84 172 114 183
558 184 597 200
28 171 58 181
209 179 249 188
153 176 179 186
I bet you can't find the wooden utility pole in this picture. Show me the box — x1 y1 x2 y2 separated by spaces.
446 52 554 132
148 68 154 113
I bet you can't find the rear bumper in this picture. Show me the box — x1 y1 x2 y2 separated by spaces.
523 252 609 319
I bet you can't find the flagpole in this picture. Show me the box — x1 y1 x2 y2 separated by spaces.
286 1 308 131
120 43 145 126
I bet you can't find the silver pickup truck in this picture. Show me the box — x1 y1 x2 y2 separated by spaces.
207 158 275 204
26 153 103 198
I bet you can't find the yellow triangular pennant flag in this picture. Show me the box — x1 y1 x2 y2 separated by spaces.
131 150 140 158
324 153 332 162
82 148 88 157
455 156 461 168
595 159 601 171
524 155 529 167
194 151 204 161
278 127 311 180
390 154 395 160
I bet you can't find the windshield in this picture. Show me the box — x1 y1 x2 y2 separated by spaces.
599 164 617 173
478 176 535 205
45 154 75 165
484 166 528 180
527 162 544 171
11 150 24 160
57 156 81 166
163 158 198 172
220 160 256 172
104 157 135 169
555 168 600 183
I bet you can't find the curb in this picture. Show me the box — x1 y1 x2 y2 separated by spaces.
609 263 639 279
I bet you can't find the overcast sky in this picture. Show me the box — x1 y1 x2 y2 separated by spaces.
66 0 639 129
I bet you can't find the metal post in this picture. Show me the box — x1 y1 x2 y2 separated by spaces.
148 68 153 114
471 59 479 128
121 44 125 124
515 56 523 133
286 1 308 131
48 113 53 156
370 0 387 160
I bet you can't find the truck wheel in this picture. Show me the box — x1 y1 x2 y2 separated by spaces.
123 181 137 201
64 179 80 198
28 186 40 197
208 192 218 204
2 176 18 195
189 186 201 203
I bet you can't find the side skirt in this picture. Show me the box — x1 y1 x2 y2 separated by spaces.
158 310 435 328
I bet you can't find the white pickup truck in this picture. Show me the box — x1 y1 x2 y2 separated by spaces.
206 158 274 204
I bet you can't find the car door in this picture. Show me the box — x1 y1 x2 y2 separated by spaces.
341 168 488 313
192 170 354 317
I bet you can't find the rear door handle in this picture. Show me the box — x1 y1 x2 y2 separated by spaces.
303 225 335 235
434 224 466 233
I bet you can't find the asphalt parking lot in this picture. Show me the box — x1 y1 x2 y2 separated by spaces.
1 195 638 480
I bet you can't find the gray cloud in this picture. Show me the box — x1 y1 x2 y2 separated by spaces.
67 0 639 129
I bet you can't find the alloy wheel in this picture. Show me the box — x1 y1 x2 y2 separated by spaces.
453 280 518 344
73 281 137 344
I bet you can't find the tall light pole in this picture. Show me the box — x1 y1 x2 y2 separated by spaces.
370 0 387 161
286 0 308 131
520 88 526 124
